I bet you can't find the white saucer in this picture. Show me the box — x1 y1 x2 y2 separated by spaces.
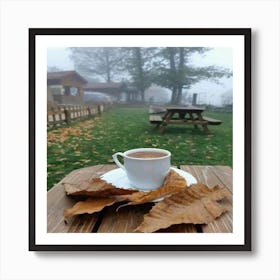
100 167 197 191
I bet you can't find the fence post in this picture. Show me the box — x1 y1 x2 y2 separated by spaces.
65 107 71 124
87 106 91 118
192 93 198 106
51 106 56 125
98 104 104 115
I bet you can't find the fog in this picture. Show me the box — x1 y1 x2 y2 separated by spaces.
47 47 232 106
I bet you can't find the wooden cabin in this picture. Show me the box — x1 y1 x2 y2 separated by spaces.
83 82 140 103
47 71 88 106
83 82 126 101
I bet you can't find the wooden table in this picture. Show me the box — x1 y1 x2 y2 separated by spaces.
47 164 232 233
149 106 222 133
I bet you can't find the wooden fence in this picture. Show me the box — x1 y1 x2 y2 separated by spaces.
47 104 110 127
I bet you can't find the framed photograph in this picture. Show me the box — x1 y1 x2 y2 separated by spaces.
29 28 251 251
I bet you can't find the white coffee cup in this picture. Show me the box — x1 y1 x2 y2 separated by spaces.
112 148 171 191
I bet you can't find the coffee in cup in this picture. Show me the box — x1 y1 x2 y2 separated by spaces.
112 148 171 191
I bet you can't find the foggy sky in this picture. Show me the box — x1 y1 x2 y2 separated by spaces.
47 47 232 106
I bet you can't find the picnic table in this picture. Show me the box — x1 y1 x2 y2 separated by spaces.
47 164 232 233
149 106 222 133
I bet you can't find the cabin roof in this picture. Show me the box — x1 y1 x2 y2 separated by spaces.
47 71 88 84
83 82 124 90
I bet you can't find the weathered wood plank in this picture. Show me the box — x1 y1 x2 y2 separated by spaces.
98 192 198 233
47 185 78 233
202 116 222 125
181 165 232 192
67 214 99 233
149 115 163 124
47 165 117 233
149 106 166 114
47 181 76 216
202 209 233 233
180 165 233 233
156 224 198 233
97 203 154 233
151 117 209 126
47 165 232 233
211 166 233 193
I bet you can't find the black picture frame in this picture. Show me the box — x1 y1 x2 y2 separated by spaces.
29 28 251 251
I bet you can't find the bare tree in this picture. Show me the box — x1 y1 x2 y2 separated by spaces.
69 47 124 82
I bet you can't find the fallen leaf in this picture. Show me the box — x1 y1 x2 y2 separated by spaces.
64 177 137 197
64 197 116 219
135 184 231 233
47 119 100 145
63 170 187 221
116 169 187 208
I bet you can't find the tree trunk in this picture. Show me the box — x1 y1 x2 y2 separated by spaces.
140 91 145 102
176 87 183 104
192 93 198 106
135 48 145 101
171 86 178 104
104 49 111 83
176 48 185 104
168 48 177 104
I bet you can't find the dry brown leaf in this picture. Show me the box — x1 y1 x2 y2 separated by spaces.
135 184 231 233
64 169 187 220
116 169 187 208
163 169 188 187
64 177 137 197
64 197 116 219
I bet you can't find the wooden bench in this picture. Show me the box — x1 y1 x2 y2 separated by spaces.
149 106 166 115
149 115 163 124
150 115 222 126
149 106 222 134
202 116 222 125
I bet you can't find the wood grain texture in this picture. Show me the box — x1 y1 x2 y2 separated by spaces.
180 165 233 233
156 224 198 233
47 165 117 232
97 203 154 233
67 214 100 233
47 165 232 233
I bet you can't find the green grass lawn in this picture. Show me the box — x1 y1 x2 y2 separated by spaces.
47 106 232 190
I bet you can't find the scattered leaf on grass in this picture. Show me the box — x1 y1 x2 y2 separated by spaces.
80 159 91 163
48 119 99 144
54 171 64 175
